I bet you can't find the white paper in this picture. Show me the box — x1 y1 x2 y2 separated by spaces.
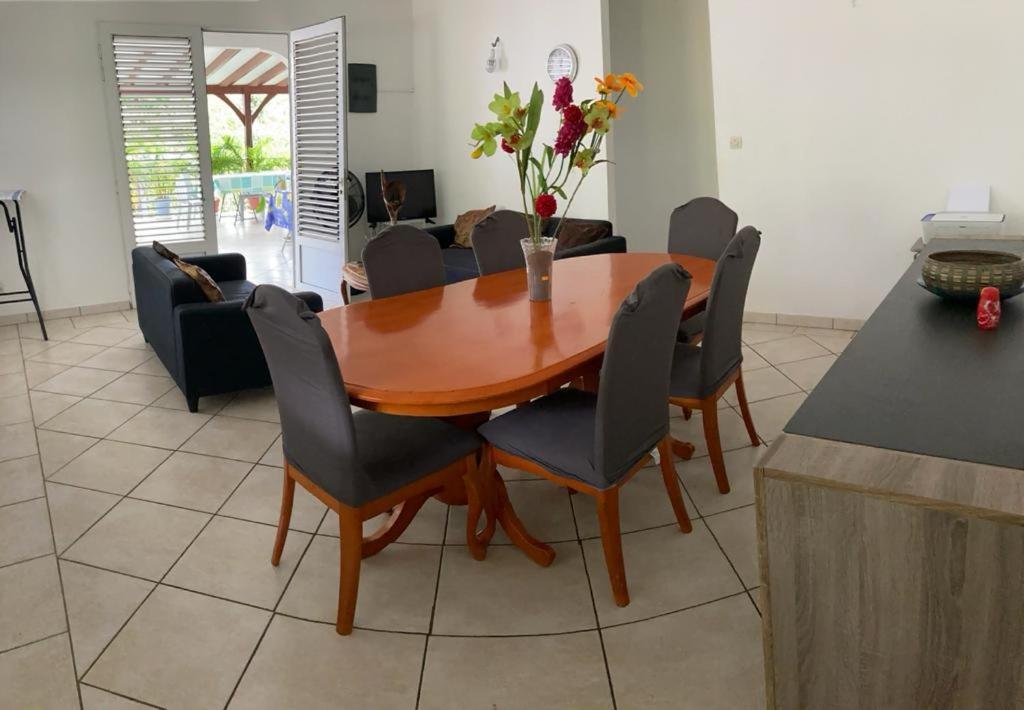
946 184 990 212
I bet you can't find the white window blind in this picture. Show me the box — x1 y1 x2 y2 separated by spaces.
292 32 343 241
112 35 205 244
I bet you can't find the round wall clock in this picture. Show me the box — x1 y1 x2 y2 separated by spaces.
546 44 578 82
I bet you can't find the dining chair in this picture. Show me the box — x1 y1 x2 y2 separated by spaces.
668 197 739 347
668 227 761 495
475 263 694 607
243 284 481 634
472 209 529 275
362 224 446 299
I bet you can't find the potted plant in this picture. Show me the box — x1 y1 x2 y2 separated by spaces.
470 72 642 300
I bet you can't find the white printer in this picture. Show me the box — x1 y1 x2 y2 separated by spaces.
921 184 1005 243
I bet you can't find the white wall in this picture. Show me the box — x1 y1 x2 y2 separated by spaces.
606 0 719 253
708 0 1024 320
0 0 413 317
411 0 610 224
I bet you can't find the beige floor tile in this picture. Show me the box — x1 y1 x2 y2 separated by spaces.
70 327 137 347
85 586 269 710
228 615 422 710
63 498 210 581
39 399 144 439
447 479 575 545
107 407 210 449
433 542 595 635
571 466 697 540
808 332 853 354
0 339 20 356
603 594 765 709
318 495 448 544
678 445 767 516
705 505 758 588
50 440 170 495
220 464 326 533
0 455 43 506
218 388 280 423
72 312 131 330
723 366 801 405
741 346 771 371
30 391 82 425
20 318 77 341
46 482 120 553
0 555 66 652
0 421 37 462
0 324 17 341
751 335 830 366
278 536 439 632
0 498 53 565
114 332 151 352
669 407 754 459
0 394 32 425
181 415 279 463
747 392 806 442
0 371 28 396
80 685 153 709
150 387 234 414
129 357 170 377
420 632 613 710
28 341 107 367
257 434 282 466
166 516 309 609
131 451 251 513
584 522 742 627
34 366 121 397
776 354 837 391
91 373 176 406
0 634 80 710
60 560 155 675
24 362 66 389
79 348 155 373
18 338 54 358
0 353 23 375
37 429 98 476
740 325 796 345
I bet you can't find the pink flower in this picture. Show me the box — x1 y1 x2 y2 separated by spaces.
535 193 557 219
552 76 574 111
554 104 586 156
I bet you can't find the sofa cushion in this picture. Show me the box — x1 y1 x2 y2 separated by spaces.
550 218 612 253
173 259 225 303
453 205 495 247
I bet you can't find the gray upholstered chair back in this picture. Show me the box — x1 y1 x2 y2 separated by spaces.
472 210 529 275
699 227 761 392
595 264 692 486
243 285 365 504
362 225 445 299
667 197 739 260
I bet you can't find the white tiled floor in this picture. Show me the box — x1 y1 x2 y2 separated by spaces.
0 313 856 709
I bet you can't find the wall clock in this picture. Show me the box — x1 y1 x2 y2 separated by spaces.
546 44 578 83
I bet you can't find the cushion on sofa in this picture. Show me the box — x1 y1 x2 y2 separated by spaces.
150 241 224 303
453 205 495 247
550 219 612 253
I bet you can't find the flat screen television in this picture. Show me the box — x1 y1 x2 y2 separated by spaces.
364 169 437 225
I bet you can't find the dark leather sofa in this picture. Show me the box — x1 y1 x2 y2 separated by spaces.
425 217 627 283
131 247 323 412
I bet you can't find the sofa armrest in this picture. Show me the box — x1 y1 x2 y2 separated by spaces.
424 224 457 250
555 235 627 261
292 291 325 313
187 253 247 282
173 301 269 398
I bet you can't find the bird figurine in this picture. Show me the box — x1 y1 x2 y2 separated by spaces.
380 171 406 225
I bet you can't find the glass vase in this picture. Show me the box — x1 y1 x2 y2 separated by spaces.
521 237 557 302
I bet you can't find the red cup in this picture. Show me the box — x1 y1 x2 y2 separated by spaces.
977 286 1001 330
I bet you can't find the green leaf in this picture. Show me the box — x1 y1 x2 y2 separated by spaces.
525 82 543 137
551 186 567 199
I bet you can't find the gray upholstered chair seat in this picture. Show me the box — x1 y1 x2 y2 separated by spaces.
478 389 610 489
678 311 705 343
668 343 742 400
286 411 481 508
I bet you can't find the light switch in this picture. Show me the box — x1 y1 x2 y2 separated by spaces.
729 136 743 150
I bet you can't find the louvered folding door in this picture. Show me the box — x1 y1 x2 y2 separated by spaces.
101 25 216 268
290 18 348 292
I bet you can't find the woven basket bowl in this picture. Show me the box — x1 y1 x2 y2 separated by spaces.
921 250 1024 297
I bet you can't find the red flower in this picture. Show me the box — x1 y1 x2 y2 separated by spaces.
552 76 574 111
554 104 586 156
500 138 515 153
535 193 557 219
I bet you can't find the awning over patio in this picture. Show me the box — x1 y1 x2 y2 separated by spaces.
204 46 288 149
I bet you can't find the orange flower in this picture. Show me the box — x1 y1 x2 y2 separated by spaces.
594 73 624 95
596 100 620 118
618 72 644 96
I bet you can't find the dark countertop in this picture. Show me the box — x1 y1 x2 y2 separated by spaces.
785 239 1024 469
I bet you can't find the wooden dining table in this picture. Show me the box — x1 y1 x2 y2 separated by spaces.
318 252 715 564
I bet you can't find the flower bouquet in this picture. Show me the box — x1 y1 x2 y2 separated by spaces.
470 72 643 300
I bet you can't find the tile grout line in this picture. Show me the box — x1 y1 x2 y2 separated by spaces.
414 499 451 709
78 681 166 709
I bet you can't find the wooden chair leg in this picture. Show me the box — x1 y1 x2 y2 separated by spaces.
656 437 693 533
681 405 692 420
596 488 629 607
336 507 363 635
463 453 494 561
734 369 761 446
701 401 731 494
271 466 296 566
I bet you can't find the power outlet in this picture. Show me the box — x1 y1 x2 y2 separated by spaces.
729 136 744 150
